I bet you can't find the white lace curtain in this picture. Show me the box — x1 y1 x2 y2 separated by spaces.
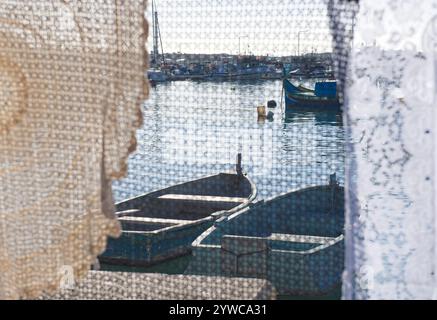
342 0 437 299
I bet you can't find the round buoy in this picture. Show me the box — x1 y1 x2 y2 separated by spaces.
267 100 277 108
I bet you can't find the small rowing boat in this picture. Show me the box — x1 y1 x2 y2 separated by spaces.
283 79 341 111
185 174 344 295
99 155 257 266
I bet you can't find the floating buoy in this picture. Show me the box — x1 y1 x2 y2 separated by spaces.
267 100 277 108
257 105 266 117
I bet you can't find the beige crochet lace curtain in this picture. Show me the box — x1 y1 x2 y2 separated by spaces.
0 0 148 299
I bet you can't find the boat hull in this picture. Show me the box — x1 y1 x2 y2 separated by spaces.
186 178 344 295
100 219 214 266
284 93 341 111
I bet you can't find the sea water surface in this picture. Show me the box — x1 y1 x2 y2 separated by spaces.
112 79 344 202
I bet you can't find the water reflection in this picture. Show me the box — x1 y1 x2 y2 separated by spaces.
113 80 344 201
284 109 343 126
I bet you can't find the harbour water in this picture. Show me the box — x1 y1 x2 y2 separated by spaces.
112 79 344 202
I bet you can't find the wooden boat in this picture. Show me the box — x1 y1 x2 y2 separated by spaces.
99 158 257 266
147 69 168 82
185 174 344 295
283 79 341 111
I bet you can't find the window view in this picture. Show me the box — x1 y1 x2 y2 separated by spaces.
2 0 435 306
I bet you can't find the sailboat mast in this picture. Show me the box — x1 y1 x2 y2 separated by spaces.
152 0 159 66
156 13 165 64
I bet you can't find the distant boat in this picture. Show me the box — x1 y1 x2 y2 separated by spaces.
169 68 190 81
147 69 168 82
209 56 278 81
229 64 271 80
209 65 272 81
260 67 284 80
283 79 341 111
185 174 344 295
99 158 257 266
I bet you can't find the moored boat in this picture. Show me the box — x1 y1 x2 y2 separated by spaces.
185 174 344 295
99 157 257 266
147 69 168 82
283 79 341 111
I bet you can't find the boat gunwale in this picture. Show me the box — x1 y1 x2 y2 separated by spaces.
269 234 344 255
284 94 341 111
191 182 344 250
115 171 258 236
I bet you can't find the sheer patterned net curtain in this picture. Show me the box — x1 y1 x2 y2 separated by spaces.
0 0 362 299
343 0 437 300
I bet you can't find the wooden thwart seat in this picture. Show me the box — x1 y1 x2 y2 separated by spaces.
118 216 195 225
116 209 141 217
158 194 247 203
